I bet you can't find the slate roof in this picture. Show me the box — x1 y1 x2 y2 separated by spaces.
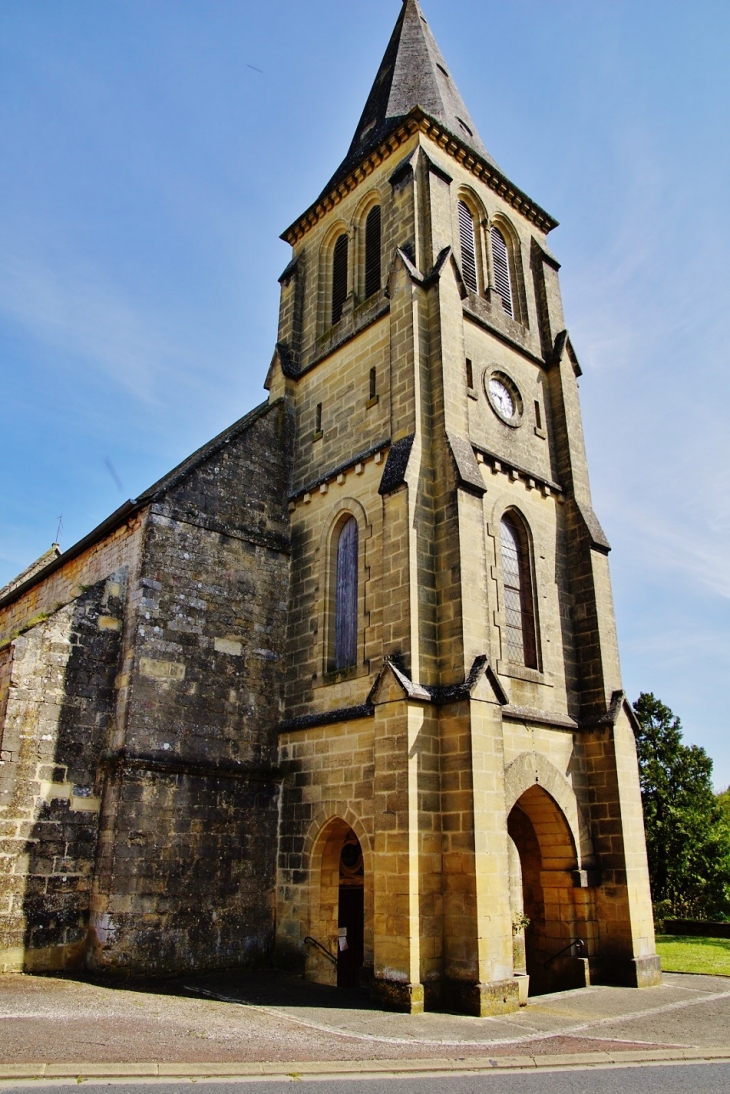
318 0 499 202
0 400 277 612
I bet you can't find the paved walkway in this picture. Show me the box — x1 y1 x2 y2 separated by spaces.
1 969 729 1081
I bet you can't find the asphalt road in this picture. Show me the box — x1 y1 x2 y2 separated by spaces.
2 1063 730 1093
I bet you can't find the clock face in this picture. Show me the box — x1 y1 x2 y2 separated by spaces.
488 377 515 419
485 371 522 427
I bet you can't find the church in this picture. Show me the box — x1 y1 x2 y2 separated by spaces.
0 0 660 1014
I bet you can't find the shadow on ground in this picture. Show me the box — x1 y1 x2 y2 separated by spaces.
178 969 379 1012
46 967 381 1012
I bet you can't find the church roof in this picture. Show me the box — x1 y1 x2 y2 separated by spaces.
319 0 498 201
282 3 557 243
0 400 278 612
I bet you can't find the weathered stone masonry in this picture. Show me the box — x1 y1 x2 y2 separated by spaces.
1 0 659 1010
1 400 293 974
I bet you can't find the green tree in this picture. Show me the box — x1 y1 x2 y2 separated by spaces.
718 787 730 827
632 693 730 921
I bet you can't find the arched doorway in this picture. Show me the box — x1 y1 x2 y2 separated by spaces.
306 818 366 989
337 830 364 988
508 784 590 995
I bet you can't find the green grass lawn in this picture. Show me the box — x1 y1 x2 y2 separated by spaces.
656 934 730 976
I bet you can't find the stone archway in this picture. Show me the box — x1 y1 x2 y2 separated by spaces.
306 816 365 989
508 784 595 995
504 751 595 870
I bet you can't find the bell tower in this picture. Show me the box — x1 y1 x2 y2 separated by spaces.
270 0 660 1014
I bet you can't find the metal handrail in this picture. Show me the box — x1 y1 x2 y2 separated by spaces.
544 938 585 969
304 935 338 965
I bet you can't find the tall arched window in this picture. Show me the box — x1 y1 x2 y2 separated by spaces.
335 517 358 670
332 233 349 325
500 514 537 669
491 226 514 317
364 206 382 299
458 200 479 293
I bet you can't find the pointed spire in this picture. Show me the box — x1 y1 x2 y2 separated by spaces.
320 0 498 198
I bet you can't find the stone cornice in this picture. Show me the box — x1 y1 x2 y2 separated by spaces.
278 704 374 734
473 444 564 496
289 440 391 502
281 108 558 246
502 704 579 731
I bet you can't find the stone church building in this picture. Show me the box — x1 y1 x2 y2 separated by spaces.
0 0 660 1013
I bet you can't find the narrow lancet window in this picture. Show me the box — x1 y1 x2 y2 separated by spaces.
335 517 358 670
364 206 382 299
458 201 479 293
332 233 349 325
491 227 514 317
501 514 537 669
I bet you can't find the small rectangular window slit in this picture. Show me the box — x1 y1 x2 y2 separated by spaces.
466 358 474 389
534 400 546 438
367 367 379 408
313 402 323 440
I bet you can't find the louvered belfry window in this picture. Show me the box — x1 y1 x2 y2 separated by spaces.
500 514 537 669
335 517 358 670
458 201 479 294
491 226 514 317
364 206 382 299
332 233 349 325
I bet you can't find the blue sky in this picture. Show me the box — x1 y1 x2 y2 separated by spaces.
1 0 728 787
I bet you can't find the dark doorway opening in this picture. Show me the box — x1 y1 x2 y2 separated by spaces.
337 831 364 988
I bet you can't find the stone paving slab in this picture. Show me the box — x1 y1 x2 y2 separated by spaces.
180 969 730 1051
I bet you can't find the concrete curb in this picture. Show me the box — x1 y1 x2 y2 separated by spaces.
1 1048 730 1083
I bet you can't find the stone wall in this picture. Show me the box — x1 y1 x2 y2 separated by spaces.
88 399 294 976
0 575 126 972
1 398 295 976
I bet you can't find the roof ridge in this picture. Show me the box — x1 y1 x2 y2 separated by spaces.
0 400 284 613
137 399 273 503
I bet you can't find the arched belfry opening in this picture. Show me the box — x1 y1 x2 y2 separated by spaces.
508 785 594 995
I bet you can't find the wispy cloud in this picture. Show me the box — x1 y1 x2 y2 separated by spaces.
625 500 730 600
0 246 176 403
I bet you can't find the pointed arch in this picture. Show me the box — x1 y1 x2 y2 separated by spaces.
364 205 382 299
458 198 479 293
504 751 595 869
489 213 526 324
331 233 349 324
500 510 538 669
491 225 514 317
318 220 349 334
319 499 369 677
304 806 374 986
334 516 358 670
